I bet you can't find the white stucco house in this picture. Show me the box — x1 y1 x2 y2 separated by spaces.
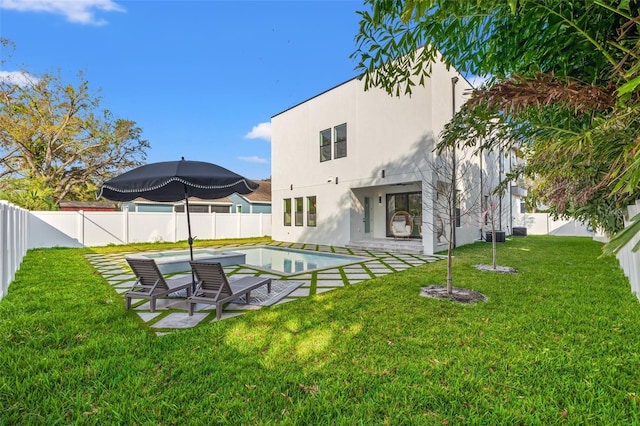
271 58 525 255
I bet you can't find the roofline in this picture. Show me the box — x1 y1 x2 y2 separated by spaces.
238 195 271 204
271 70 474 119
131 200 233 205
271 43 478 119
271 75 361 119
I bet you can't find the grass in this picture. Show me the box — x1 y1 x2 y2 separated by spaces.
91 235 273 254
1 236 640 424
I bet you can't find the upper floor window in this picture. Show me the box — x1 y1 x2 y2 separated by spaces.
334 123 347 159
319 123 347 162
320 128 331 162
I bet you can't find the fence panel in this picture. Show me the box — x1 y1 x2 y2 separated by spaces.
81 212 127 246
241 213 267 238
0 203 6 300
514 213 592 236
0 201 29 301
128 212 175 243
27 210 272 249
617 201 640 298
211 214 241 239
28 212 83 248
183 213 216 241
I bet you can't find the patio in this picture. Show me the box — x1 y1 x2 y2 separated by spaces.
346 237 426 254
85 240 442 332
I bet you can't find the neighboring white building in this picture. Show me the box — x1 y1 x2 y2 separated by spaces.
271 58 524 255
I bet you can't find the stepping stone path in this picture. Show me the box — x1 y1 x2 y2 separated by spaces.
85 242 441 334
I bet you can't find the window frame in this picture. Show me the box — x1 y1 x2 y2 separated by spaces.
484 195 489 225
307 196 317 227
455 189 462 228
175 204 211 213
334 123 347 159
294 197 304 226
283 198 292 226
320 128 331 162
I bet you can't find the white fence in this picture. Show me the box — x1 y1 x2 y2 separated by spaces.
516 208 640 300
28 210 272 249
1 201 29 301
3 203 637 300
617 201 640 298
0 206 271 301
514 213 593 236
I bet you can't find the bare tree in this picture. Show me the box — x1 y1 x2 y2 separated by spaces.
417 147 481 293
479 147 517 272
482 149 503 270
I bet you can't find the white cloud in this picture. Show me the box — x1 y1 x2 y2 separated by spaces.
245 122 271 142
238 156 268 164
0 71 38 86
0 0 125 25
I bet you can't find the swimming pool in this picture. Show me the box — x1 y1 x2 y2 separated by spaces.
131 246 366 275
130 249 246 274
225 246 366 275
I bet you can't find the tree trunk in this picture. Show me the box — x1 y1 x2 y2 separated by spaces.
492 217 497 269
447 216 454 294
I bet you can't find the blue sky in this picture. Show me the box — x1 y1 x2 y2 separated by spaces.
0 0 369 180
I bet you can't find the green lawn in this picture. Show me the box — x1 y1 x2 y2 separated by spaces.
1 236 639 424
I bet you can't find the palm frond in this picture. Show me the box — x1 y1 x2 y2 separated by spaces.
602 212 640 256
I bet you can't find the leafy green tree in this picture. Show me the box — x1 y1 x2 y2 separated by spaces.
0 42 149 209
353 1 640 239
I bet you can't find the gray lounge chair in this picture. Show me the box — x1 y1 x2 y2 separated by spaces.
125 257 193 312
187 261 272 319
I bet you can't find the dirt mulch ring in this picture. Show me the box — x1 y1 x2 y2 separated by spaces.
420 285 488 304
474 264 517 273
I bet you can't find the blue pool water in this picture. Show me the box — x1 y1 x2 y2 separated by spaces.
228 246 365 274
134 249 246 274
145 249 222 260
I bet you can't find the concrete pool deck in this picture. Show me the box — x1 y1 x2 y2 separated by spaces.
85 241 442 334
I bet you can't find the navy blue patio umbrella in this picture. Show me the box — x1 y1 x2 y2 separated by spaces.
97 158 258 266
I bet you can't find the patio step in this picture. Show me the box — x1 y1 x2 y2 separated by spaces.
346 239 424 254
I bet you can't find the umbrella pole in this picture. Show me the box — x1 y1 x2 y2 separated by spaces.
185 195 194 260
184 188 196 292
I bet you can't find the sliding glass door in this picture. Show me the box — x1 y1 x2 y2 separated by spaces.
386 192 422 238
